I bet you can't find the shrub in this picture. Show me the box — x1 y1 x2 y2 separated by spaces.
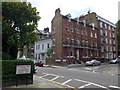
1 60 34 83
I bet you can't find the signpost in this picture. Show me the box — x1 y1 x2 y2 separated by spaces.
16 65 31 87
16 65 31 74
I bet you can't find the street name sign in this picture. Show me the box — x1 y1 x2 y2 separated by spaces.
16 65 31 74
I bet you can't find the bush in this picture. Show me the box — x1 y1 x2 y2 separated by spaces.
2 52 12 60
1 60 34 83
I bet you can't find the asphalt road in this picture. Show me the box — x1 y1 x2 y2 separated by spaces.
34 63 120 89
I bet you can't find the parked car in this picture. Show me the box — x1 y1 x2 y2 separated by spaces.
35 61 44 67
109 58 120 64
85 59 101 66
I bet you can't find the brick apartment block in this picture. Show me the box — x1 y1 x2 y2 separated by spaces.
51 8 117 65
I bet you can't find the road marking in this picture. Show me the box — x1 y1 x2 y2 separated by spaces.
109 85 120 89
62 79 72 84
68 69 80 72
85 67 93 70
74 79 109 89
78 83 91 89
51 76 60 81
74 79 89 84
43 73 64 77
90 82 109 90
40 74 49 78
34 75 77 89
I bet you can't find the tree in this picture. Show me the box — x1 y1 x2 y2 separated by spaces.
116 20 120 33
46 48 53 58
116 20 120 56
2 2 40 59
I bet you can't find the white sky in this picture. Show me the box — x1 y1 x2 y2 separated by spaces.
27 0 119 31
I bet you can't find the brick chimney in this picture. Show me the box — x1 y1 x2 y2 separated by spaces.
55 8 61 16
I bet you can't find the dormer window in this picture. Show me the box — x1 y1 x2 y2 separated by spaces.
66 13 71 22
75 17 79 24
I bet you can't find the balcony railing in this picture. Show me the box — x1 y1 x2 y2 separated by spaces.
63 42 70 47
63 42 101 50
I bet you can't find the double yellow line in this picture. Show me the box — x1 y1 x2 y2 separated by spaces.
34 75 77 90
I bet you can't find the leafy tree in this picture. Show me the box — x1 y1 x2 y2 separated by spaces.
2 2 40 59
47 48 53 58
116 20 120 56
116 20 120 32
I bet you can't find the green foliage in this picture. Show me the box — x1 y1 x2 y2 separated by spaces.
1 60 34 82
2 2 40 59
2 52 12 60
47 48 53 58
116 20 120 33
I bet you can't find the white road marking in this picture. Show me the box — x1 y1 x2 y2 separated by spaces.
68 69 80 72
39 73 109 89
74 79 109 89
109 85 120 89
74 79 90 84
43 73 64 77
62 79 72 84
78 83 91 89
85 67 93 70
40 74 49 78
51 76 60 81
90 82 109 89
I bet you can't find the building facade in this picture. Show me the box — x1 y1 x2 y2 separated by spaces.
79 12 117 60
26 28 51 60
34 39 52 64
51 8 101 65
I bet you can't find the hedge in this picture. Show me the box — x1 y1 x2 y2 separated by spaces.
1 60 34 85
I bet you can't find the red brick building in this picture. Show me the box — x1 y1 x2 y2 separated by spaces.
79 12 117 61
51 8 101 65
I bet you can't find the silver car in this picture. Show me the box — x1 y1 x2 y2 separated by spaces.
85 59 101 66
109 58 120 64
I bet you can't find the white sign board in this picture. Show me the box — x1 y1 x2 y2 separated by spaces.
55 59 61 62
63 59 66 62
16 65 31 74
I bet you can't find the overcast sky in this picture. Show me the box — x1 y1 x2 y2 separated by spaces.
27 0 119 31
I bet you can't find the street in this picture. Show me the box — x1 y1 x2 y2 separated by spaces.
34 63 120 89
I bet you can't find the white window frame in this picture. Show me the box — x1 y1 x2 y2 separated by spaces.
100 22 103 28
112 33 115 38
106 46 108 51
109 25 111 30
109 39 112 44
113 40 115 45
110 46 112 51
105 31 107 36
109 32 111 37
105 23 107 29
100 30 103 36
106 38 108 44
112 27 114 31
91 32 93 37
95 33 97 38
